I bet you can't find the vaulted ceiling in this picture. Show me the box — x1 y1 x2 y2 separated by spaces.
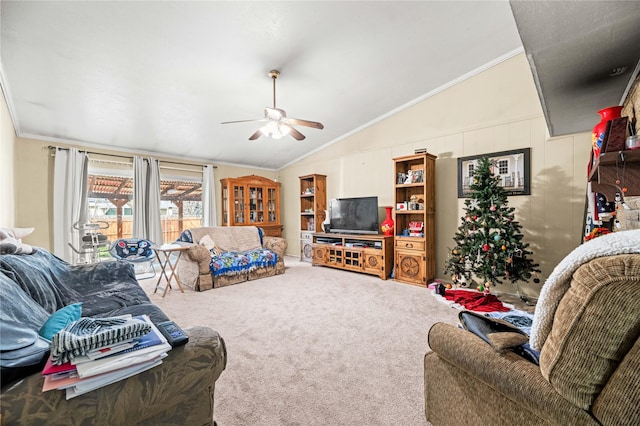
1 1 638 170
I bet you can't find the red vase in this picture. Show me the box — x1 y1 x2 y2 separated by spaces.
592 106 623 160
380 206 394 236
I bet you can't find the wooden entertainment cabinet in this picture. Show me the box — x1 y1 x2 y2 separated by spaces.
311 233 393 280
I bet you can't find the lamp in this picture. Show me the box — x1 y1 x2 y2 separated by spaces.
259 121 291 139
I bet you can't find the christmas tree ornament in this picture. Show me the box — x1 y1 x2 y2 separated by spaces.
482 243 490 252
501 245 507 250
493 234 500 241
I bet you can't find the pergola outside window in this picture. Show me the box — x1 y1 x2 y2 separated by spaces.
87 173 203 243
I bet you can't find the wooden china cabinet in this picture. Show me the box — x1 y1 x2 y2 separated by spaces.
220 175 282 237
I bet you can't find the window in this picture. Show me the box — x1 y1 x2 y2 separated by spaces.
87 157 134 242
497 159 509 175
159 164 203 242
87 156 204 244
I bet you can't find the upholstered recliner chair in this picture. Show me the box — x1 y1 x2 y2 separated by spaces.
424 230 640 425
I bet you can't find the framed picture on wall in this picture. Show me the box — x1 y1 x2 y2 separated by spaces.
457 148 531 198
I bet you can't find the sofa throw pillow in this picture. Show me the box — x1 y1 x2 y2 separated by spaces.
199 235 222 256
39 303 82 340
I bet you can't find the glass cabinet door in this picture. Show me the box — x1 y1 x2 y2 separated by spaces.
268 188 277 223
249 186 265 223
233 185 245 224
222 185 229 225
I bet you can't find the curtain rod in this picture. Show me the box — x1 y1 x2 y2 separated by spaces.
47 145 216 168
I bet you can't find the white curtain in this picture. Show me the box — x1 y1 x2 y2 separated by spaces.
202 164 217 227
133 156 163 244
53 147 88 262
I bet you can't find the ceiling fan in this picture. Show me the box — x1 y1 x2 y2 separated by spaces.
221 70 324 141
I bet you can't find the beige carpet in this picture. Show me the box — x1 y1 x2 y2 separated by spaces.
139 256 460 426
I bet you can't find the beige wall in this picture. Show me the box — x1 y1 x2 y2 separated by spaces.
278 53 592 298
9 53 611 298
1 87 16 227
13 137 277 250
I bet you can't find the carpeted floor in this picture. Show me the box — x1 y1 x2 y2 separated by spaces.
139 256 461 426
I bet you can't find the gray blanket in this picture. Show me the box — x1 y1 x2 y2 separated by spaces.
0 249 168 325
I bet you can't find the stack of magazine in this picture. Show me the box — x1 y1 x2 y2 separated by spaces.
42 314 171 399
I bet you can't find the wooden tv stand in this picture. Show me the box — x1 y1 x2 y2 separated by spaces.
311 233 394 280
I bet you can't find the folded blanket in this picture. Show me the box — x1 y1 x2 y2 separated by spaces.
51 317 151 364
530 229 640 351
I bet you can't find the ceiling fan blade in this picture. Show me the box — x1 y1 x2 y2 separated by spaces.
221 118 266 125
288 126 306 141
284 117 324 129
248 129 263 140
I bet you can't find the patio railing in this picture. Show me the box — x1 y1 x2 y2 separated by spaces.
90 217 203 244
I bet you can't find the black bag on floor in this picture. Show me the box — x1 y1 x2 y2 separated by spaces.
458 310 529 352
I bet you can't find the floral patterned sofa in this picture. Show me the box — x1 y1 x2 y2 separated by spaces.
176 226 287 291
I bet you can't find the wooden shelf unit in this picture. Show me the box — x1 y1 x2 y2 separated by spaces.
311 233 393 280
220 175 282 237
588 149 640 201
393 153 437 286
300 174 327 262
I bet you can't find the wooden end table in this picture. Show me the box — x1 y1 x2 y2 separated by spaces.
151 243 192 297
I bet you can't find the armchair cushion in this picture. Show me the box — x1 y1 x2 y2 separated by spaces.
540 254 640 410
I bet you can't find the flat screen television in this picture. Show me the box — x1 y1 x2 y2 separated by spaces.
329 196 379 234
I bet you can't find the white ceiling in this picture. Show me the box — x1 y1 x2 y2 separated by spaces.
1 1 522 170
2 1 637 171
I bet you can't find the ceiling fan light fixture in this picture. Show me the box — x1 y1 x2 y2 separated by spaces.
222 69 323 141
259 121 290 139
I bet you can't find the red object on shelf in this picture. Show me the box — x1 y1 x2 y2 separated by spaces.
380 206 394 236
592 106 623 160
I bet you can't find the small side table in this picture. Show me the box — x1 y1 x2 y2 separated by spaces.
151 243 192 297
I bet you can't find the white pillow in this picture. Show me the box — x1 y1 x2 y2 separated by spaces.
199 234 222 256
0 227 35 254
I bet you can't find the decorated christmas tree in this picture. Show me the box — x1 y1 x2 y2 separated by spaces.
444 157 540 292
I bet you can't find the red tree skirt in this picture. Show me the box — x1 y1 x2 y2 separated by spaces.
443 289 510 312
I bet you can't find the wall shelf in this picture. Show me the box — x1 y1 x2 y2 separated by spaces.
589 149 640 201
